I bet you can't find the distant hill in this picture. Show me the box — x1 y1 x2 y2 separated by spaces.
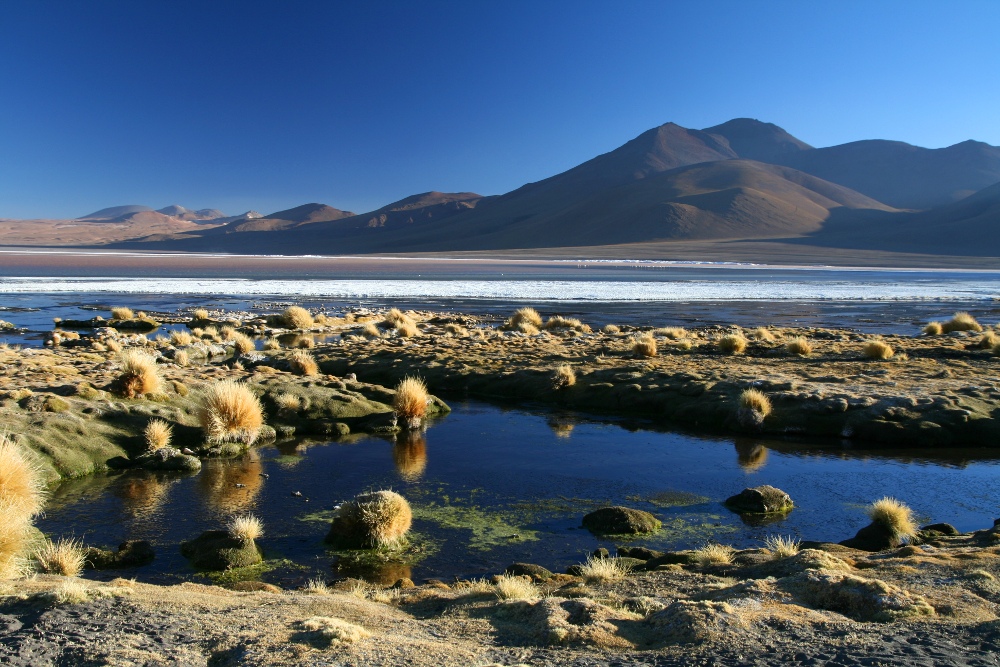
79 205 153 220
156 205 227 221
703 118 813 162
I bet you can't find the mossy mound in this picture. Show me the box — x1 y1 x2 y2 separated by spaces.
724 485 794 515
582 506 661 535
783 570 935 621
131 447 202 472
84 540 155 569
180 530 262 570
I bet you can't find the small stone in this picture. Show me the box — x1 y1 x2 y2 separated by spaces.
724 485 794 515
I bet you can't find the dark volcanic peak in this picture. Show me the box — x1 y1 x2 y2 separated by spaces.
380 191 482 212
79 205 153 220
703 118 813 162
264 202 355 224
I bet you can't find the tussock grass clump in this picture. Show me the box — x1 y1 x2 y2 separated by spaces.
192 308 210 320
655 326 687 340
110 306 134 320
764 535 801 559
199 379 264 445
506 307 543 330
552 364 576 389
739 388 772 418
693 543 736 565
868 497 918 543
117 350 163 398
751 327 776 342
862 339 895 360
718 333 748 355
632 333 657 358
382 308 415 329
543 316 591 333
394 376 429 425
274 392 302 411
219 326 237 341
578 555 633 584
290 350 319 376
0 434 46 579
232 332 255 355
144 419 172 451
361 322 381 338
34 538 86 576
786 336 813 356
976 331 999 349
394 321 419 337
942 311 982 333
493 573 540 600
444 323 468 337
602 324 620 334
302 578 331 595
923 321 943 336
282 306 314 329
298 616 370 644
169 330 194 346
336 490 413 548
263 337 281 350
227 514 264 542
515 321 539 335
174 350 189 366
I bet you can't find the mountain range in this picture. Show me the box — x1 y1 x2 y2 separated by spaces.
3 118 1000 258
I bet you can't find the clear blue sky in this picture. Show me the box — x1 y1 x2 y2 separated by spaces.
1 1 998 219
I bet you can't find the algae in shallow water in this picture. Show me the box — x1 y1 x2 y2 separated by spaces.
411 501 539 550
628 490 711 508
202 558 306 586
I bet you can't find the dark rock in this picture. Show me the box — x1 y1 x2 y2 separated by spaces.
591 547 611 559
642 551 697 569
724 485 793 515
180 530 262 570
840 522 898 552
133 447 202 472
582 506 661 535
920 522 960 536
504 563 553 581
617 546 664 561
84 540 155 569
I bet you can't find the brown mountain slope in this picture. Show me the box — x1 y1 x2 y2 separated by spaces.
703 118 813 162
308 191 483 232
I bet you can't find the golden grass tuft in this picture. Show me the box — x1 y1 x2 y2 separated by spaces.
655 326 688 340
751 327 776 342
302 578 331 595
192 308 210 320
577 555 633 584
394 321 419 337
199 379 264 445
632 333 657 357
169 330 194 346
52 579 91 605
493 573 540 600
692 543 736 565
394 376 429 422
976 331 999 349
227 513 264 542
34 537 86 576
111 306 134 320
174 350 189 366
263 337 281 350
739 388 772 418
290 350 319 376
552 364 576 389
516 321 539 335
718 333 748 355
117 349 163 398
786 336 813 356
282 306 314 329
0 434 45 520
274 392 302 411
862 338 895 360
382 308 415 329
923 321 943 336
942 311 983 333
444 323 468 337
868 497 918 543
341 490 413 548
602 324 620 334
543 316 590 332
361 322 381 338
144 419 172 451
507 307 543 330
298 616 370 644
763 535 801 559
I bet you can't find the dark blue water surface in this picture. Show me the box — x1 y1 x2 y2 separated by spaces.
37 400 1000 587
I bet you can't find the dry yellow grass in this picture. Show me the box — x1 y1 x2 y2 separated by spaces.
144 419 172 451
444 323 468 337
174 350 189 366
923 321 943 336
718 333 748 355
361 322 381 338
0 434 45 579
763 535 801 559
739 388 772 417
199 379 264 445
263 337 281 350
274 392 301 411
169 330 194 346
283 306 314 329
493 573 540 600
395 321 419 337
786 336 813 356
942 311 983 333
862 339 895 360
693 543 736 565
341 490 413 548
382 308 414 329
543 316 590 332
577 555 633 583
552 364 576 389
751 327 776 342
117 349 163 397
868 497 918 543
290 350 319 376
394 376 428 422
516 321 539 335
227 514 264 542
655 326 688 339
976 331 999 349
298 616 370 644
507 307 543 329
34 538 86 576
632 333 657 357
192 308 210 320
602 324 621 334
111 306 134 320
231 332 255 355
